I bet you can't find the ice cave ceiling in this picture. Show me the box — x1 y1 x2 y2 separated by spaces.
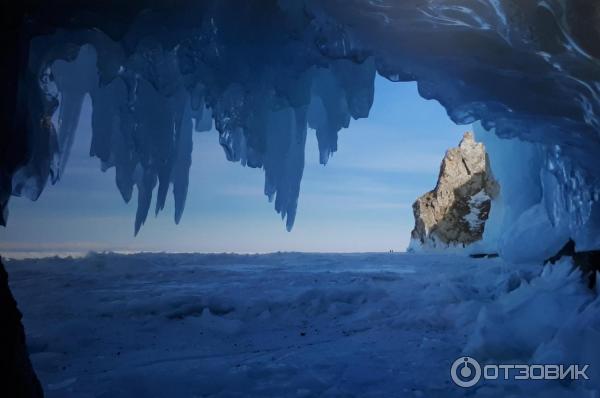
1 0 600 252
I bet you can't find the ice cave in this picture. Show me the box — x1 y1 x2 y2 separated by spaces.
1 1 600 397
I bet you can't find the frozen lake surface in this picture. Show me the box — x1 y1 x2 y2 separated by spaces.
6 252 596 397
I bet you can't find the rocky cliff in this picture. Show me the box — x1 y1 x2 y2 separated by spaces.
0 258 44 398
409 132 499 250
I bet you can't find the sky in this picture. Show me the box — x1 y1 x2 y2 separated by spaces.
0 76 466 257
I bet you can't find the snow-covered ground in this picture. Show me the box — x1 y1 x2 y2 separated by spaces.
5 252 599 397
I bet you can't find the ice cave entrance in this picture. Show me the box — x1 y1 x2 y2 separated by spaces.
0 75 466 257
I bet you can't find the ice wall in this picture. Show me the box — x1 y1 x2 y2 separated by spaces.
1 0 599 255
475 121 600 262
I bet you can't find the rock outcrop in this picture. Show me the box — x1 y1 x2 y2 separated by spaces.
410 132 499 250
0 258 44 398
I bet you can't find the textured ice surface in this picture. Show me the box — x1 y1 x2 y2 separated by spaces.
3 1 600 254
7 252 598 397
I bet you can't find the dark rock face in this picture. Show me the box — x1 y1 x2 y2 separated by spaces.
545 239 600 288
0 258 44 398
410 132 499 250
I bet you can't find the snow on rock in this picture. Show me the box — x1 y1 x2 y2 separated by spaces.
464 190 491 231
409 132 499 251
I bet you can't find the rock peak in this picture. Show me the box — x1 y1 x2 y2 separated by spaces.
461 130 475 141
409 131 499 250
459 131 476 147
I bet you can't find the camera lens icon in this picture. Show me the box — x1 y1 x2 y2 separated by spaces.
451 356 481 388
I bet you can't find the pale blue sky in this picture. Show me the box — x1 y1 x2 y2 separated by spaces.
0 76 466 257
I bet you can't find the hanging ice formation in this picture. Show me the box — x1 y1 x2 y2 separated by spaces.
1 1 599 259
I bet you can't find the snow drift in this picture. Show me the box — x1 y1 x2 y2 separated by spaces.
7 252 600 397
2 1 600 259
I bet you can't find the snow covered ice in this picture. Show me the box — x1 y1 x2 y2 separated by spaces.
6 252 600 397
